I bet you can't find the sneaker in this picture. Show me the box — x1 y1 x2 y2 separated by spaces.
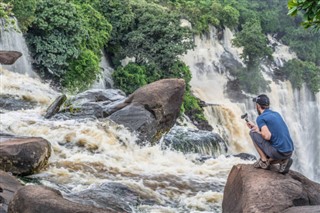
253 159 270 169
279 158 293 174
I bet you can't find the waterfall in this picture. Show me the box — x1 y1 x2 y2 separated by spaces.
181 26 320 183
91 50 114 89
0 18 37 78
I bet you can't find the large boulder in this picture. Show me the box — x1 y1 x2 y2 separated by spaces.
109 78 185 142
0 134 51 175
0 51 22 65
8 185 114 213
222 164 320 213
0 171 23 213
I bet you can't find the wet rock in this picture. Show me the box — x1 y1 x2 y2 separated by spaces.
0 95 36 111
231 153 257 161
108 105 157 142
66 182 142 213
8 185 113 213
163 126 227 156
44 94 67 118
0 171 23 213
55 89 126 119
222 164 320 213
0 134 51 175
282 206 320 213
110 78 185 142
0 51 22 65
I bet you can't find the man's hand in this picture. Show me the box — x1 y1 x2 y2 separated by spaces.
246 121 260 132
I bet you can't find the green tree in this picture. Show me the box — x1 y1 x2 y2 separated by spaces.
232 19 272 93
112 63 147 94
4 0 37 32
288 0 320 30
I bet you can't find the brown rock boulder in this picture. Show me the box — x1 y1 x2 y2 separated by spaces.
0 51 22 65
8 185 115 213
222 164 320 213
0 134 51 175
0 171 23 212
109 78 185 142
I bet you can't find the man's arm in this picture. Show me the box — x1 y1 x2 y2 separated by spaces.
247 122 272 141
260 125 271 141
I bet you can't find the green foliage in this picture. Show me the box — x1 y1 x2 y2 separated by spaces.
112 63 147 94
27 0 83 77
4 0 37 32
221 5 240 28
116 1 194 70
0 1 16 28
288 0 320 30
280 59 320 93
233 19 272 65
62 49 100 93
73 3 112 55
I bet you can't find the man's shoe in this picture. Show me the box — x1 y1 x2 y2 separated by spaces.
253 159 270 169
279 158 293 174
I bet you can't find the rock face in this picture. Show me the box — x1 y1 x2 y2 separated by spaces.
66 182 143 213
8 185 114 213
222 164 320 213
0 134 51 175
53 89 126 119
0 95 36 112
0 51 22 65
163 126 227 156
109 78 185 142
44 94 67 118
0 171 23 213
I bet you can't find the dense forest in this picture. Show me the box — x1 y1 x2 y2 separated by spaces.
0 0 319 120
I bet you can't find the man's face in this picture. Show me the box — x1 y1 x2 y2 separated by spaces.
256 104 261 115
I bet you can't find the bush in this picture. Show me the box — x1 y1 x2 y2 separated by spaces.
112 63 147 95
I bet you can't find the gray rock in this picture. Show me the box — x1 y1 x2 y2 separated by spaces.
71 89 126 106
222 164 320 213
8 185 113 213
0 95 36 112
163 126 227 156
0 171 23 213
0 134 51 175
66 182 142 213
109 104 157 142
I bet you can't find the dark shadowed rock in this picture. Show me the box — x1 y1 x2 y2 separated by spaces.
282 206 320 213
0 134 51 175
163 126 227 156
110 78 185 142
108 105 157 142
55 89 127 119
222 164 320 213
232 153 257 161
0 95 36 112
0 171 23 212
44 94 67 118
66 182 142 213
0 51 22 65
8 185 114 213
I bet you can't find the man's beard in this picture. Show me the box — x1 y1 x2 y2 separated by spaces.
256 106 261 115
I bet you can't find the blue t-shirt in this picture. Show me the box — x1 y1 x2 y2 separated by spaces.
256 109 294 153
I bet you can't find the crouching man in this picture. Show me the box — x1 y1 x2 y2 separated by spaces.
247 94 294 174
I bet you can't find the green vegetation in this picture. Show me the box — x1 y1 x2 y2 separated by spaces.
5 0 320 126
288 0 320 30
0 1 16 28
280 59 320 93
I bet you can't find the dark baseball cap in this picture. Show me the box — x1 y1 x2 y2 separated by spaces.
252 94 270 106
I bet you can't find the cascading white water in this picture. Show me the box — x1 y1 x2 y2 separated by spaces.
91 50 114 89
0 18 37 78
181 26 320 183
0 68 251 212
